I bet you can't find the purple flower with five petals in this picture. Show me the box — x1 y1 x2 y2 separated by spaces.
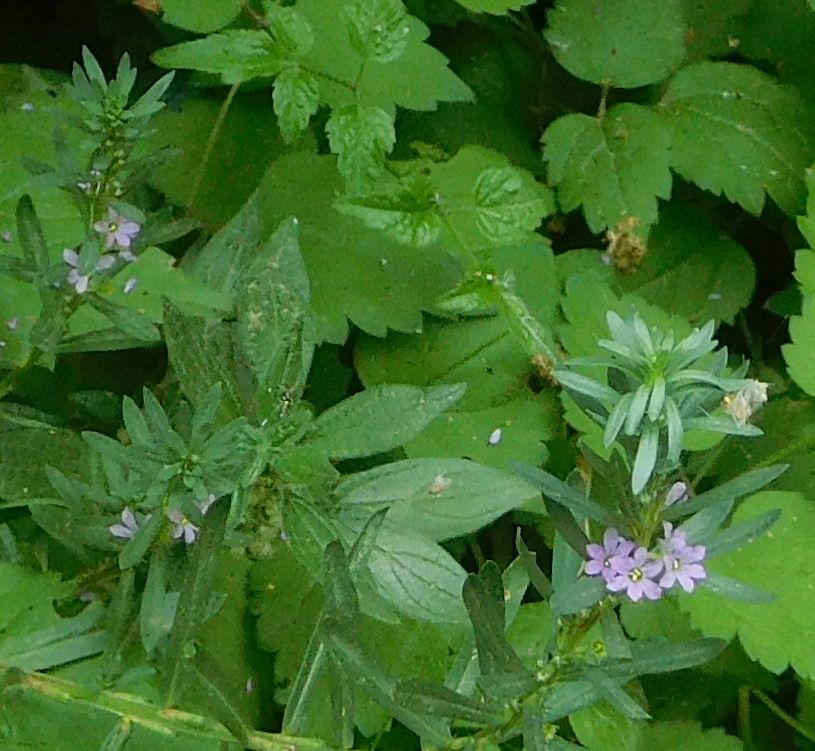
658 522 706 593
606 546 664 602
94 208 140 249
585 528 635 583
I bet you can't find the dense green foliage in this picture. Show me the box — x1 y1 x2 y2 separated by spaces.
2 1 815 749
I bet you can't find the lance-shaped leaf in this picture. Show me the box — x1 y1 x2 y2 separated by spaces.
550 576 607 617
580 665 650 720
15 195 50 271
510 462 619 526
702 507 781 558
663 464 788 520
304 383 465 460
700 572 775 604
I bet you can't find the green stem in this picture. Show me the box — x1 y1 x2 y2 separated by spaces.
188 82 241 209
738 685 753 749
750 687 815 745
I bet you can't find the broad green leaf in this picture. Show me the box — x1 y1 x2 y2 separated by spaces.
273 66 320 143
325 105 396 190
366 526 469 625
298 0 472 114
681 491 815 678
543 104 672 233
572 715 742 751
473 166 552 243
194 151 460 343
681 0 752 62
660 61 815 215
152 31 286 84
161 0 241 32
337 458 536 541
455 0 535 13
304 384 464 460
544 0 686 88
617 203 755 325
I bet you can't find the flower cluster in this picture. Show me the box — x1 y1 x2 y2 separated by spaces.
585 523 706 602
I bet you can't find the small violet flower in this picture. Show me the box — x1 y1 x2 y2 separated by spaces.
606 546 664 602
168 509 199 544
658 522 706 593
63 249 115 294
94 208 140 249
585 528 635 583
109 507 140 540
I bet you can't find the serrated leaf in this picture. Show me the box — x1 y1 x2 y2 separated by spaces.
455 0 535 14
543 104 672 234
273 66 320 143
682 491 815 679
152 31 285 84
660 61 815 215
345 0 411 63
161 0 241 33
326 105 396 190
337 458 536 541
298 0 472 114
545 0 686 88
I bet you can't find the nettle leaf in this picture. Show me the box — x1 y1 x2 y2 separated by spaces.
152 31 286 84
617 203 755 325
298 0 472 114
325 105 396 190
542 103 672 234
681 491 815 679
345 0 411 63
336 458 536 541
272 66 320 143
161 0 241 33
660 61 815 216
454 0 535 14
304 384 465 460
544 0 686 88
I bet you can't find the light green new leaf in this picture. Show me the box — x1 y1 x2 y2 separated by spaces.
345 0 411 62
273 66 320 143
336 458 536 541
473 166 552 243
325 105 396 190
545 0 686 88
298 0 472 113
161 0 241 33
660 61 815 216
543 104 672 233
152 31 286 84
454 0 535 14
304 384 464 460
681 491 815 679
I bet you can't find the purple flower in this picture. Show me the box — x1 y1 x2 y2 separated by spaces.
606 546 664 602
658 522 706 593
109 507 139 539
94 208 140 249
168 509 199 544
63 249 116 294
665 481 689 506
586 528 635 583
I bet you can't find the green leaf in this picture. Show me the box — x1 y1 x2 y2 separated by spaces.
580 666 649 720
345 0 411 62
365 525 469 625
304 384 464 460
118 511 163 571
152 31 285 84
572 717 742 751
550 576 607 617
700 572 775 604
511 463 619 526
298 0 472 114
703 508 781 559
454 0 535 14
543 104 672 234
660 61 815 215
337 458 536 541
15 195 50 271
161 0 241 32
544 0 686 88
326 105 396 190
682 491 815 678
273 66 320 143
617 202 755 325
85 293 161 344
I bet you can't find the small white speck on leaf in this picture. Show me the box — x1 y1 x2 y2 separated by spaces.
429 474 450 494
488 428 502 446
